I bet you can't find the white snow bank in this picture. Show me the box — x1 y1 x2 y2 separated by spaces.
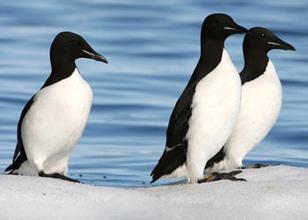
0 165 307 220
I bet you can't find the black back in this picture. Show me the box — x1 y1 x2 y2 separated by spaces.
206 27 295 170
151 14 247 182
5 32 104 172
5 97 34 172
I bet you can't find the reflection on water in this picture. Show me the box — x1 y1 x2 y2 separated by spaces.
0 0 307 186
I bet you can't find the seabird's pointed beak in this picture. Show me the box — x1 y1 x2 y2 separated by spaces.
235 24 248 34
267 37 296 51
82 49 108 64
224 23 247 34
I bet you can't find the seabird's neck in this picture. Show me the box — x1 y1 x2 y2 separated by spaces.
42 53 76 88
188 37 225 85
240 49 269 84
200 37 225 61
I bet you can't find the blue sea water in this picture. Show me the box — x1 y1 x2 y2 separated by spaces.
0 0 307 187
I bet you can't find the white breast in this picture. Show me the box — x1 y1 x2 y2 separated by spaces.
186 49 241 183
21 68 93 174
221 60 282 170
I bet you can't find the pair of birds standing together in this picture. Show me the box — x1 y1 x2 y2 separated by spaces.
151 14 295 184
5 13 295 184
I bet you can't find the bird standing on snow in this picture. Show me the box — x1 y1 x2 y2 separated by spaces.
206 27 295 177
151 14 247 184
5 32 108 182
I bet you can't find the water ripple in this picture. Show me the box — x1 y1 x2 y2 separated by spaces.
0 0 307 186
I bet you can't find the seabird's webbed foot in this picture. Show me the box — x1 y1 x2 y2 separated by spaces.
198 170 246 183
39 172 80 183
242 163 269 169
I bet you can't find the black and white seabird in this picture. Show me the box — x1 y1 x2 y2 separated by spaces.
206 27 295 176
5 31 108 182
151 14 247 184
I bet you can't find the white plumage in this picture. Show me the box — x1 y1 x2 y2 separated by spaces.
208 60 282 172
158 49 240 183
186 49 241 183
18 68 93 175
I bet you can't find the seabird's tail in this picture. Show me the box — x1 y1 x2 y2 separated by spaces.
5 146 27 173
150 145 187 183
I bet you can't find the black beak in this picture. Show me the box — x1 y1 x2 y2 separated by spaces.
224 23 247 34
267 36 296 51
82 50 108 64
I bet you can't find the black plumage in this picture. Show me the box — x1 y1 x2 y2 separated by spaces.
151 14 247 183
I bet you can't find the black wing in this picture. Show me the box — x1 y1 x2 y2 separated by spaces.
5 96 34 172
151 85 195 183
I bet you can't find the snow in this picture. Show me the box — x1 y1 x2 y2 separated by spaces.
0 165 307 220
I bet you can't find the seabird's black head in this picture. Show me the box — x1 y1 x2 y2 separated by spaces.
243 27 295 53
201 13 247 42
43 32 108 88
193 14 246 80
50 31 108 65
240 27 295 84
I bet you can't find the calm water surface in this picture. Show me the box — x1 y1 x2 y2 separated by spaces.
0 0 307 187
